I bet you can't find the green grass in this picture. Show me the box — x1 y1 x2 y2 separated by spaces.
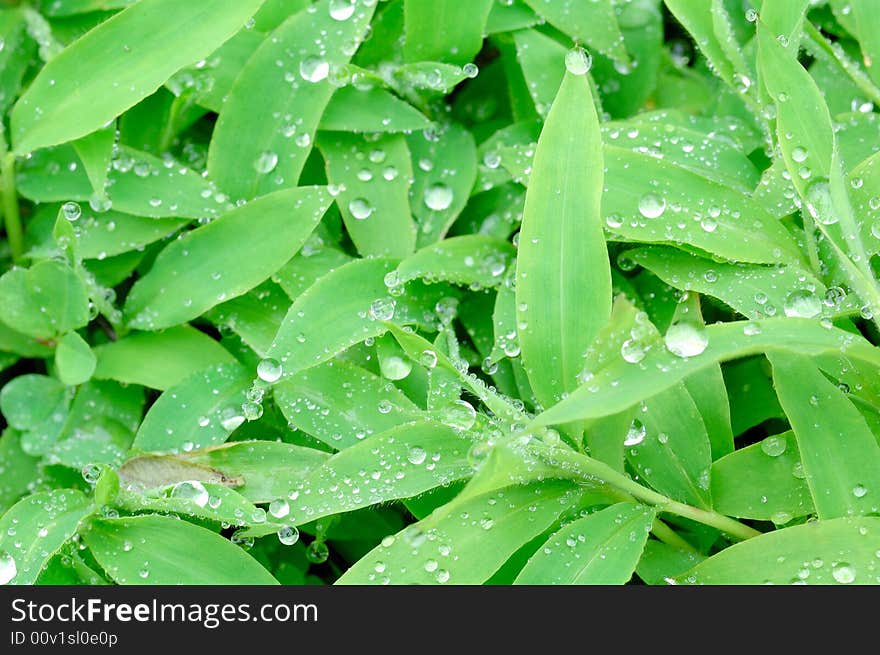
0 0 879 586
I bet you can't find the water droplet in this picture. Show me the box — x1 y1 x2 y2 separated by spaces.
369 297 396 321
278 526 299 545
638 193 666 219
300 56 329 82
783 289 821 318
382 165 399 181
62 201 81 221
853 484 868 498
664 323 708 357
621 338 647 363
700 216 718 232
743 322 762 336
170 480 209 507
443 399 477 431
462 62 479 78
804 179 836 225
328 0 355 21
832 562 856 584
419 349 438 368
424 183 454 211
624 420 646 446
349 197 374 219
761 435 787 457
407 446 427 465
746 8 758 22
220 406 245 432
306 541 330 564
242 401 263 421
81 463 101 484
467 441 492 468
791 146 808 163
269 498 290 518
254 151 279 175
564 47 592 75
257 357 283 383
0 552 16 585
770 511 792 525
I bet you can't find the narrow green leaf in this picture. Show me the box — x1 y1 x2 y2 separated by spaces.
0 430 41 515
83 515 278 584
320 132 416 258
768 352 880 519
403 0 493 65
54 331 97 386
0 490 92 584
268 257 450 379
515 67 611 408
205 281 289 357
523 0 629 64
319 87 432 133
677 516 880 584
10 0 267 154
395 235 515 289
72 125 114 199
275 359 423 449
93 326 236 390
181 441 329 504
711 432 814 521
124 186 330 330
512 29 567 118
208 0 375 201
533 319 880 426
407 123 477 247
514 503 655 585
133 363 250 453
289 421 474 524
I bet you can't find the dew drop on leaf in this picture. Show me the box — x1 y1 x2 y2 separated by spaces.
170 480 209 508
564 47 592 75
664 322 708 357
256 357 283 383
349 197 374 219
638 193 666 218
424 183 454 211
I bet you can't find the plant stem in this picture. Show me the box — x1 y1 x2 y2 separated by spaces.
534 445 762 542
651 518 699 554
0 147 23 264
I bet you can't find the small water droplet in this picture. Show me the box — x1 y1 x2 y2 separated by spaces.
257 357 283 383
564 48 592 75
300 56 329 83
349 197 374 219
761 435 787 457
624 420 646 446
407 446 427 465
783 289 821 318
638 193 666 219
62 201 81 221
328 0 355 21
369 297 396 321
254 151 278 174
278 526 299 546
424 183 454 211
306 541 330 564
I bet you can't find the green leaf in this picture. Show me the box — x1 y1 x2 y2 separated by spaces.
0 430 41 515
395 235 515 289
180 441 329 504
10 0 267 154
205 281 289 357
267 257 449 379
515 67 611 408
407 122 477 247
0 490 92 585
320 132 416 258
289 421 475 524
403 0 493 65
275 359 423 449
133 363 251 453
76 209 187 260
0 260 90 339
93 326 236 390
711 431 814 522
54 331 97 386
512 28 567 118
0 374 66 430
514 503 655 584
636 540 705 585
533 318 880 426
72 125 115 199
319 87 432 133
337 475 594 585
124 186 330 330
523 0 629 64
208 0 375 201
676 516 880 584
82 514 278 584
768 352 880 519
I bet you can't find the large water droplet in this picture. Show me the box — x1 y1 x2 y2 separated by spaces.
369 297 396 321
832 562 856 584
170 480 209 507
760 435 787 457
624 419 646 446
300 56 329 83
620 338 647 364
269 498 290 518
349 197 374 219
278 526 299 546
564 48 592 75
638 193 666 219
407 446 427 465
306 541 330 564
257 357 283 383
443 399 477 431
254 151 278 174
783 289 822 318
424 183 454 211
804 179 837 225
664 323 708 357
328 0 355 21
62 201 81 221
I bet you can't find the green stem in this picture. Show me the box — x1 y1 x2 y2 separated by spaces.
535 445 762 542
651 518 699 554
1 149 23 264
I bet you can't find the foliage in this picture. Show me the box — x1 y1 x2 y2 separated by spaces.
1 0 880 586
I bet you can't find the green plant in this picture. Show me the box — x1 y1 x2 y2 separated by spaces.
1 0 879 587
